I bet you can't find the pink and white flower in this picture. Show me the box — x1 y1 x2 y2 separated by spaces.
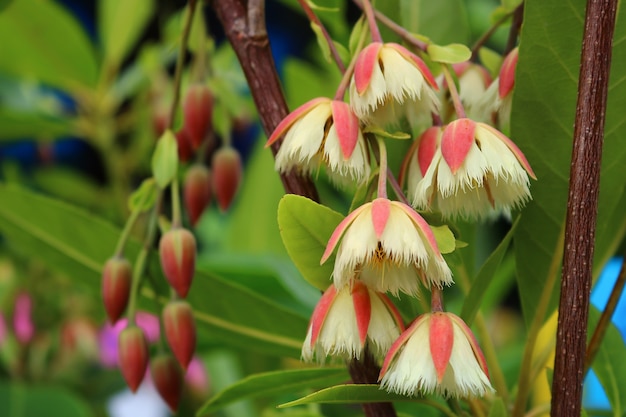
321 198 453 296
409 118 535 219
439 62 492 122
302 282 404 362
379 312 493 398
349 42 440 125
266 98 370 184
476 48 519 127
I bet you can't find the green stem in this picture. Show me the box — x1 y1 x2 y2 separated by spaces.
171 177 183 228
376 137 388 199
361 0 382 43
441 64 466 119
297 0 345 72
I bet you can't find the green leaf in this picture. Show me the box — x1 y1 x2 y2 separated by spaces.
311 21 332 63
430 225 456 255
513 0 626 327
349 16 368 55
278 195 344 291
478 47 503 77
99 0 154 69
427 43 472 64
400 0 470 45
128 177 158 212
0 0 97 91
197 368 349 415
0 183 308 358
0 383 94 417
487 397 507 417
588 307 626 416
460 217 519 325
278 384 416 407
152 130 178 189
365 127 411 140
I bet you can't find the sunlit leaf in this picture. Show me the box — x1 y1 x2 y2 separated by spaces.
152 130 178 189
427 44 471 64
197 368 349 415
278 384 415 407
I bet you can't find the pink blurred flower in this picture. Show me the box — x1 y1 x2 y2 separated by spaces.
13 292 34 344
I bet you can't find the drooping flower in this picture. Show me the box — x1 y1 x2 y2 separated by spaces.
439 62 492 122
379 312 493 398
266 98 370 184
349 42 440 126
409 118 535 219
302 282 404 362
475 47 519 127
321 198 453 296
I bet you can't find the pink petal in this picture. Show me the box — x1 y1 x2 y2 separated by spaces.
441 118 476 174
378 293 406 332
379 315 426 379
309 285 338 347
395 202 442 257
371 198 390 240
354 42 383 95
265 97 330 147
351 282 371 345
429 312 453 383
417 127 441 177
331 101 360 159
498 48 518 99
478 123 536 179
387 43 439 90
321 204 367 264
449 313 490 379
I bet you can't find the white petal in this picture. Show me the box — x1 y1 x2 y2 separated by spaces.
367 291 402 358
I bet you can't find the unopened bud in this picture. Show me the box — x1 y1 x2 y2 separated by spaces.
159 228 196 298
184 164 212 226
151 354 184 412
118 326 149 392
212 146 242 212
102 257 132 324
163 300 196 370
175 129 193 163
183 84 213 149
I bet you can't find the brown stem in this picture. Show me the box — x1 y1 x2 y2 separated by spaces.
585 256 626 372
550 1 617 416
212 0 319 202
504 3 524 56
213 2 394 417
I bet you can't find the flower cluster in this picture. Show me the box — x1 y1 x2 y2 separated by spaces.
269 13 533 400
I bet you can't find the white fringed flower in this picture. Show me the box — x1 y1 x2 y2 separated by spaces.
266 98 370 184
439 62 492 122
475 48 519 128
379 312 494 398
321 198 453 296
409 118 535 219
302 282 404 362
349 42 440 126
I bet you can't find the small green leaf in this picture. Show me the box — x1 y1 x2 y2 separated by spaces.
478 47 503 77
487 397 507 417
427 43 471 64
311 21 332 63
349 16 367 55
197 368 349 415
278 384 415 408
460 217 520 325
99 0 154 68
365 127 411 140
152 130 178 189
128 178 158 212
306 0 339 12
277 195 344 291
430 225 455 254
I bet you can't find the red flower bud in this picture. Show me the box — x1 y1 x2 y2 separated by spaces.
183 84 213 149
118 326 149 392
184 164 212 226
212 146 242 212
151 354 184 412
163 301 196 370
175 129 194 163
102 257 132 324
159 228 196 298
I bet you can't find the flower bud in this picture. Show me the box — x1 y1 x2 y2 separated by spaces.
183 84 213 149
184 164 212 226
159 228 196 298
163 300 196 370
175 129 193 163
118 326 149 392
212 146 242 212
151 354 184 412
102 257 132 324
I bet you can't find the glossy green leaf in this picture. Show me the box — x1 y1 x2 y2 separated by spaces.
0 183 308 358
99 0 154 69
588 307 626 416
279 384 416 407
513 0 626 327
278 195 344 291
198 367 349 415
151 130 178 189
0 109 76 140
400 0 470 45
460 217 519 325
0 0 97 91
427 43 471 64
430 225 456 255
0 383 93 417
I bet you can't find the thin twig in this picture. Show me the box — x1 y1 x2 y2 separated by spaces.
550 0 618 416
297 0 345 72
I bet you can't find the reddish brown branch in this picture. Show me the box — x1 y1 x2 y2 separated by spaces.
550 0 618 416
